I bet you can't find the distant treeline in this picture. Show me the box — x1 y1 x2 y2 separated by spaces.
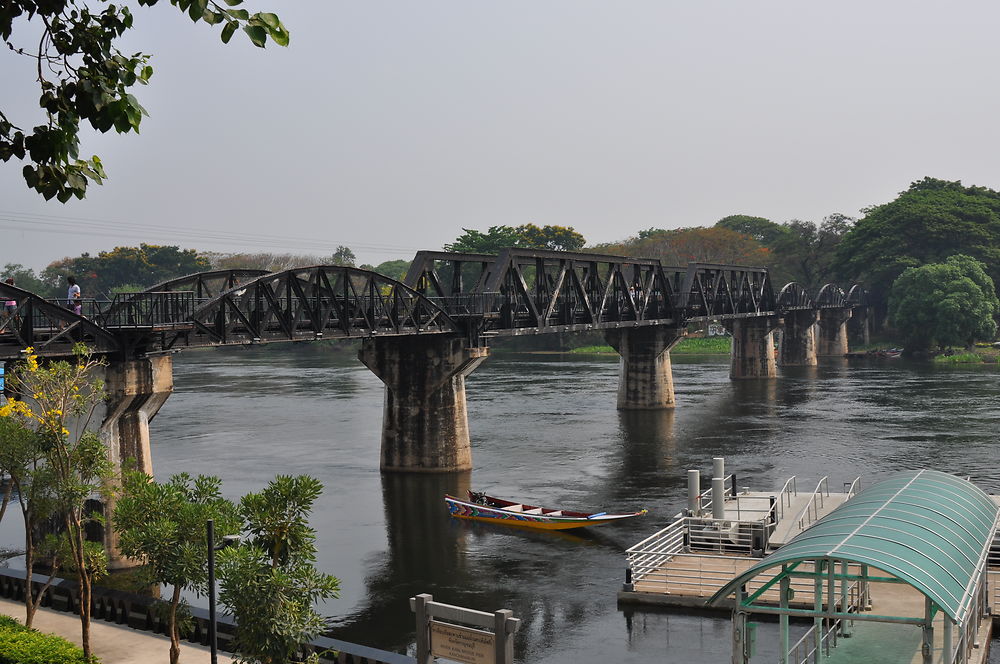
7 177 1000 313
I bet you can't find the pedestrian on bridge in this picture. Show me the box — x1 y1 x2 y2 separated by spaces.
67 276 82 316
3 278 15 329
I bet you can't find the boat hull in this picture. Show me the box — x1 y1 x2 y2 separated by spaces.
445 495 644 530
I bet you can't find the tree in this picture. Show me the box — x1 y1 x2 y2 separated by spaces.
715 215 789 247
444 224 586 254
444 226 524 253
218 475 339 664
834 178 1000 301
369 259 411 281
0 398 60 628
2 345 112 659
328 246 356 267
592 226 771 267
888 255 999 352
769 214 854 290
115 471 241 664
42 243 210 297
1 0 287 201
1 264 53 297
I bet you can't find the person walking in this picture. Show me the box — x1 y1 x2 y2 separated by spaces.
67 276 82 315
2 277 15 331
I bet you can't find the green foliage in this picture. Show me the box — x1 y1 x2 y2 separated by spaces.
933 352 983 364
569 336 731 355
768 214 854 290
0 615 96 664
42 243 210 299
445 224 586 254
328 246 356 267
108 284 144 295
714 215 788 247
371 259 411 281
2 347 111 654
889 255 999 351
1 264 53 297
115 470 239 663
219 475 340 664
1 0 286 201
115 471 240 591
834 177 1000 300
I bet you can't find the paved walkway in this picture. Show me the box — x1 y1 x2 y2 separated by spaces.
0 597 233 664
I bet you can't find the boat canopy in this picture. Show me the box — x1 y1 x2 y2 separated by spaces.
708 469 999 624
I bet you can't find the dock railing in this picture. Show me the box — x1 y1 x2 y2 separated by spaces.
626 514 773 589
698 473 735 514
792 477 830 531
775 476 798 521
786 579 862 664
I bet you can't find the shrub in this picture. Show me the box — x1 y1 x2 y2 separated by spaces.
0 615 96 664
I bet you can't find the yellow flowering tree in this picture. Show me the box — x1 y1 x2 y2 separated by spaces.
1 344 111 658
0 386 56 628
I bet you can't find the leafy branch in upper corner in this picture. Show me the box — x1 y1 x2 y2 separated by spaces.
0 0 288 202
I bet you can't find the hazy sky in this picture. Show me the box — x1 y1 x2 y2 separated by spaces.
3 1 1000 271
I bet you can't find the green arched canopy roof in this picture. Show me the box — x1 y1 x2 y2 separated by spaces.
709 470 999 624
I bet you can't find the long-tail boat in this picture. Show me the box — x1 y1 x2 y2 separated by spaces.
445 491 647 530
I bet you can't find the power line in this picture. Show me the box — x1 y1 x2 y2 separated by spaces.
0 209 427 255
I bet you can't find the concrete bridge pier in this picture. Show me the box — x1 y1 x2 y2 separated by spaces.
817 309 853 356
778 311 818 366
604 325 686 410
99 354 174 569
847 308 870 347
725 317 779 379
360 336 489 473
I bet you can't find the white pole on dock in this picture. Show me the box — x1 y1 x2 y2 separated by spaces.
688 470 701 515
713 457 725 482
712 477 726 521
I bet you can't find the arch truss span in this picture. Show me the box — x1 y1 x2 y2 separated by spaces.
846 283 869 308
188 265 459 346
776 282 813 311
143 268 272 298
816 283 847 308
0 283 120 358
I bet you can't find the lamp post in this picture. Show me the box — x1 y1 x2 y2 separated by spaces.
207 519 240 664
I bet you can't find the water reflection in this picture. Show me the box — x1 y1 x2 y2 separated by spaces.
327 472 471 651
4 347 998 663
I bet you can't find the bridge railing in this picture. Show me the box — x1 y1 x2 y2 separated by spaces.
102 291 195 327
46 292 196 328
427 293 502 317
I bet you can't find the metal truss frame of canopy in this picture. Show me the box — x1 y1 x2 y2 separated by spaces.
708 470 999 664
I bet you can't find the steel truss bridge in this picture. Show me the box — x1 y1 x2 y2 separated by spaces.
0 249 867 360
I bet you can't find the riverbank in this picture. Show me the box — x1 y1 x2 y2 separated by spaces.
568 336 731 355
932 343 1000 364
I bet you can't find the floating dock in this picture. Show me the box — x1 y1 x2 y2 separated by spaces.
620 460 999 664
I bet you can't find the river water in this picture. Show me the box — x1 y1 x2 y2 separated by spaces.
5 345 1000 662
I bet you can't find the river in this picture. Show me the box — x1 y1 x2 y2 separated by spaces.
5 344 1000 662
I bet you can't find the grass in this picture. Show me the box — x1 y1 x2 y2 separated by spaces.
934 353 984 364
569 335 732 355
